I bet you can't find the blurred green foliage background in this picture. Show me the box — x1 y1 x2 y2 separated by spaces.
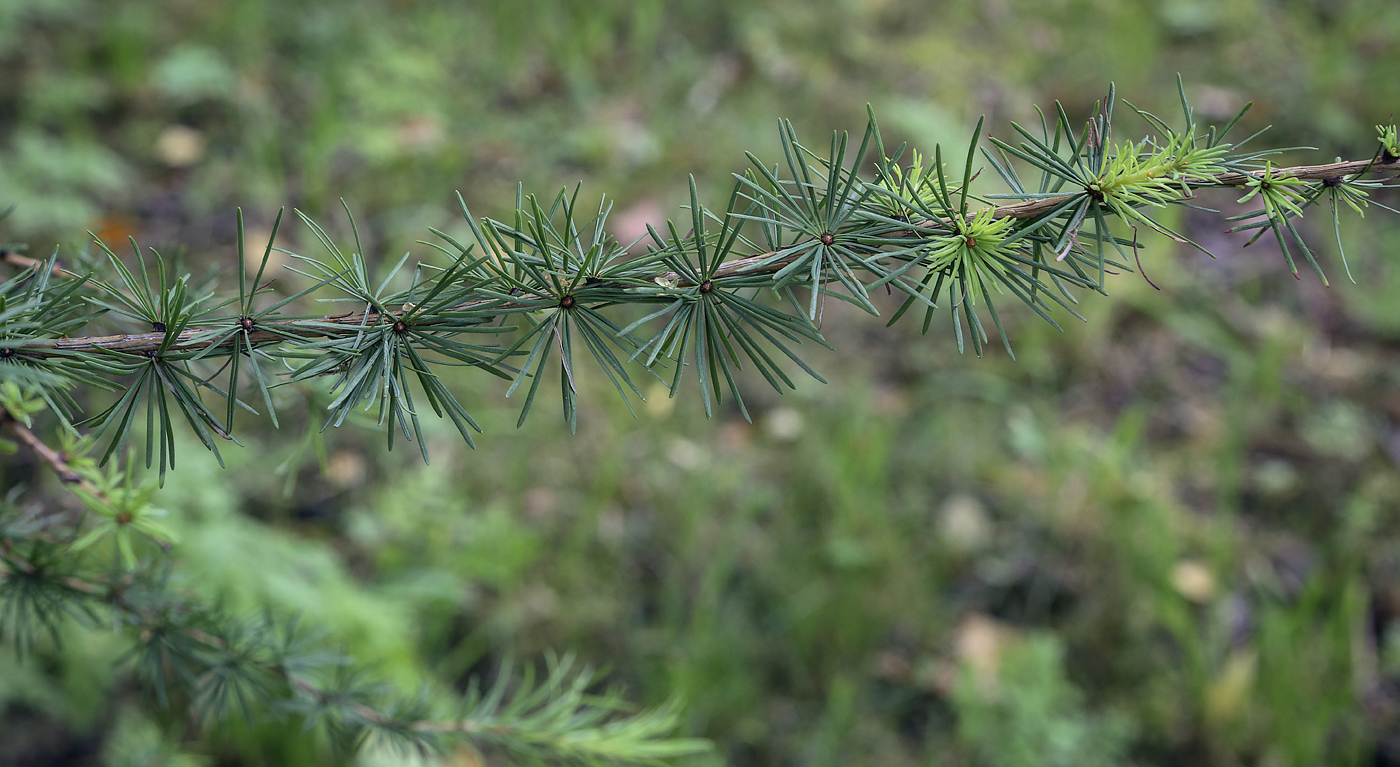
3 0 1400 764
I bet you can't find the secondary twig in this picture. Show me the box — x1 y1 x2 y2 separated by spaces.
1 411 90 489
1 249 69 276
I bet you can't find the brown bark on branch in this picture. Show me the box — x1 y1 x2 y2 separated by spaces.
2 413 90 489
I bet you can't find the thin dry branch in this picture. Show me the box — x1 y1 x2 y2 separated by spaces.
1 249 73 277
2 413 89 488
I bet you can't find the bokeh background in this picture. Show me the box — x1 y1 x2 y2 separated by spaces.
3 0 1400 765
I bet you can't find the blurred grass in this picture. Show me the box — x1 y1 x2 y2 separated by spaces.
3 0 1400 765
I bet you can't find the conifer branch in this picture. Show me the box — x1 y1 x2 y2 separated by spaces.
0 549 706 763
9 156 1395 361
0 404 708 763
3 80 1398 765
0 80 1396 460
982 156 1397 222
